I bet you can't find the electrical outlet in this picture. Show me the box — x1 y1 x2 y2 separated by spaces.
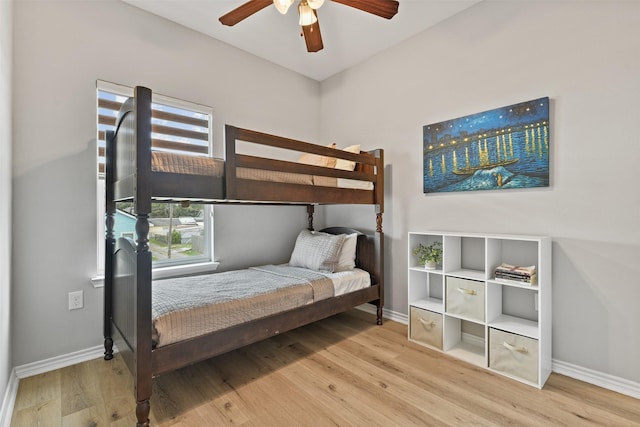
69 291 83 310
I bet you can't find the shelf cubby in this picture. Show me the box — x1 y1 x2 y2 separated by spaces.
443 235 486 279
443 316 485 366
408 269 443 313
486 282 539 338
408 233 443 270
486 238 539 280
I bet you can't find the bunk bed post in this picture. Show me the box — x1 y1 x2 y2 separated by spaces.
375 149 385 325
374 149 384 216
375 208 384 325
133 86 153 427
103 130 115 360
307 205 314 231
224 124 238 200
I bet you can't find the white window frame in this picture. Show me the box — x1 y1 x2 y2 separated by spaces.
93 81 218 287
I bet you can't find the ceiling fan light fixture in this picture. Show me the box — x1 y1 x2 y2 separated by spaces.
273 0 294 15
307 0 325 9
298 1 317 26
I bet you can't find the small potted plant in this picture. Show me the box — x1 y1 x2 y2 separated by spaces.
413 241 442 269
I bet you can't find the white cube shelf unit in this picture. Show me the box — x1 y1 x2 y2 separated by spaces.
408 231 552 388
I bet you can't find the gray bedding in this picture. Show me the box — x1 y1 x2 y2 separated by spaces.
152 265 335 347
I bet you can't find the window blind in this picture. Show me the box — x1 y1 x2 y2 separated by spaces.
97 86 212 174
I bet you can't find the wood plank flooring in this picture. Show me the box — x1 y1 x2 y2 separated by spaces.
11 310 640 426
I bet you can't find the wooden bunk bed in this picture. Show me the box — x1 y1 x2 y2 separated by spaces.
103 86 384 426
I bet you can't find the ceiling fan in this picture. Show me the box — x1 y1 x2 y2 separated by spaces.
219 0 400 53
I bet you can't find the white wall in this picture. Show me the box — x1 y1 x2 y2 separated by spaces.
11 0 321 366
322 1 640 383
0 0 13 407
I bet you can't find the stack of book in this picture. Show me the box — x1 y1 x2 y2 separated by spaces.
494 263 537 285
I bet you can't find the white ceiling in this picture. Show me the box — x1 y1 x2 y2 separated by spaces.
122 0 480 81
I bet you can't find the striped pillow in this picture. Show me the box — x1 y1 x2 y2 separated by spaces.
289 230 345 272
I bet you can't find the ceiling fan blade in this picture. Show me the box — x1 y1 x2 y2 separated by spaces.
302 13 323 52
330 0 399 19
219 0 273 26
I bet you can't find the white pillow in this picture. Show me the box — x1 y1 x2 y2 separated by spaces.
335 233 358 271
289 230 345 272
334 144 361 171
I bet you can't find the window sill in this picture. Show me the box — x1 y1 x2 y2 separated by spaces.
91 261 220 288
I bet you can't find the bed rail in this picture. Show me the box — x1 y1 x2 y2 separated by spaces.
225 124 384 209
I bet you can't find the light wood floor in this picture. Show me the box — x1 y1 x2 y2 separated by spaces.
11 310 640 426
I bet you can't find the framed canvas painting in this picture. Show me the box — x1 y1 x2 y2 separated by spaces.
423 97 549 193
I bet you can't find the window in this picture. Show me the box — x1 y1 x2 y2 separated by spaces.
96 81 215 278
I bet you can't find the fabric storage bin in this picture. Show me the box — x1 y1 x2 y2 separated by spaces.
445 277 485 322
489 328 539 384
410 307 443 349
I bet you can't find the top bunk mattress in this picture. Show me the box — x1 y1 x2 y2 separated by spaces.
237 167 374 190
150 152 374 190
151 265 370 348
151 152 225 177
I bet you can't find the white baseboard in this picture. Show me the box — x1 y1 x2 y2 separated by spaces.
14 345 105 379
552 359 640 399
360 305 640 400
0 346 107 427
1 345 109 427
0 369 18 427
356 304 408 324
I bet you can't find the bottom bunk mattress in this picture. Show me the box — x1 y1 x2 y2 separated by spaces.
152 264 370 348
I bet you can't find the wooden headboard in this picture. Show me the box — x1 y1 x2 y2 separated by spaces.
320 227 383 288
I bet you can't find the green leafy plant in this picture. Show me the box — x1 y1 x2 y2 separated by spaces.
413 241 442 266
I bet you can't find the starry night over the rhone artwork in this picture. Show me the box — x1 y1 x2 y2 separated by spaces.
423 97 549 193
